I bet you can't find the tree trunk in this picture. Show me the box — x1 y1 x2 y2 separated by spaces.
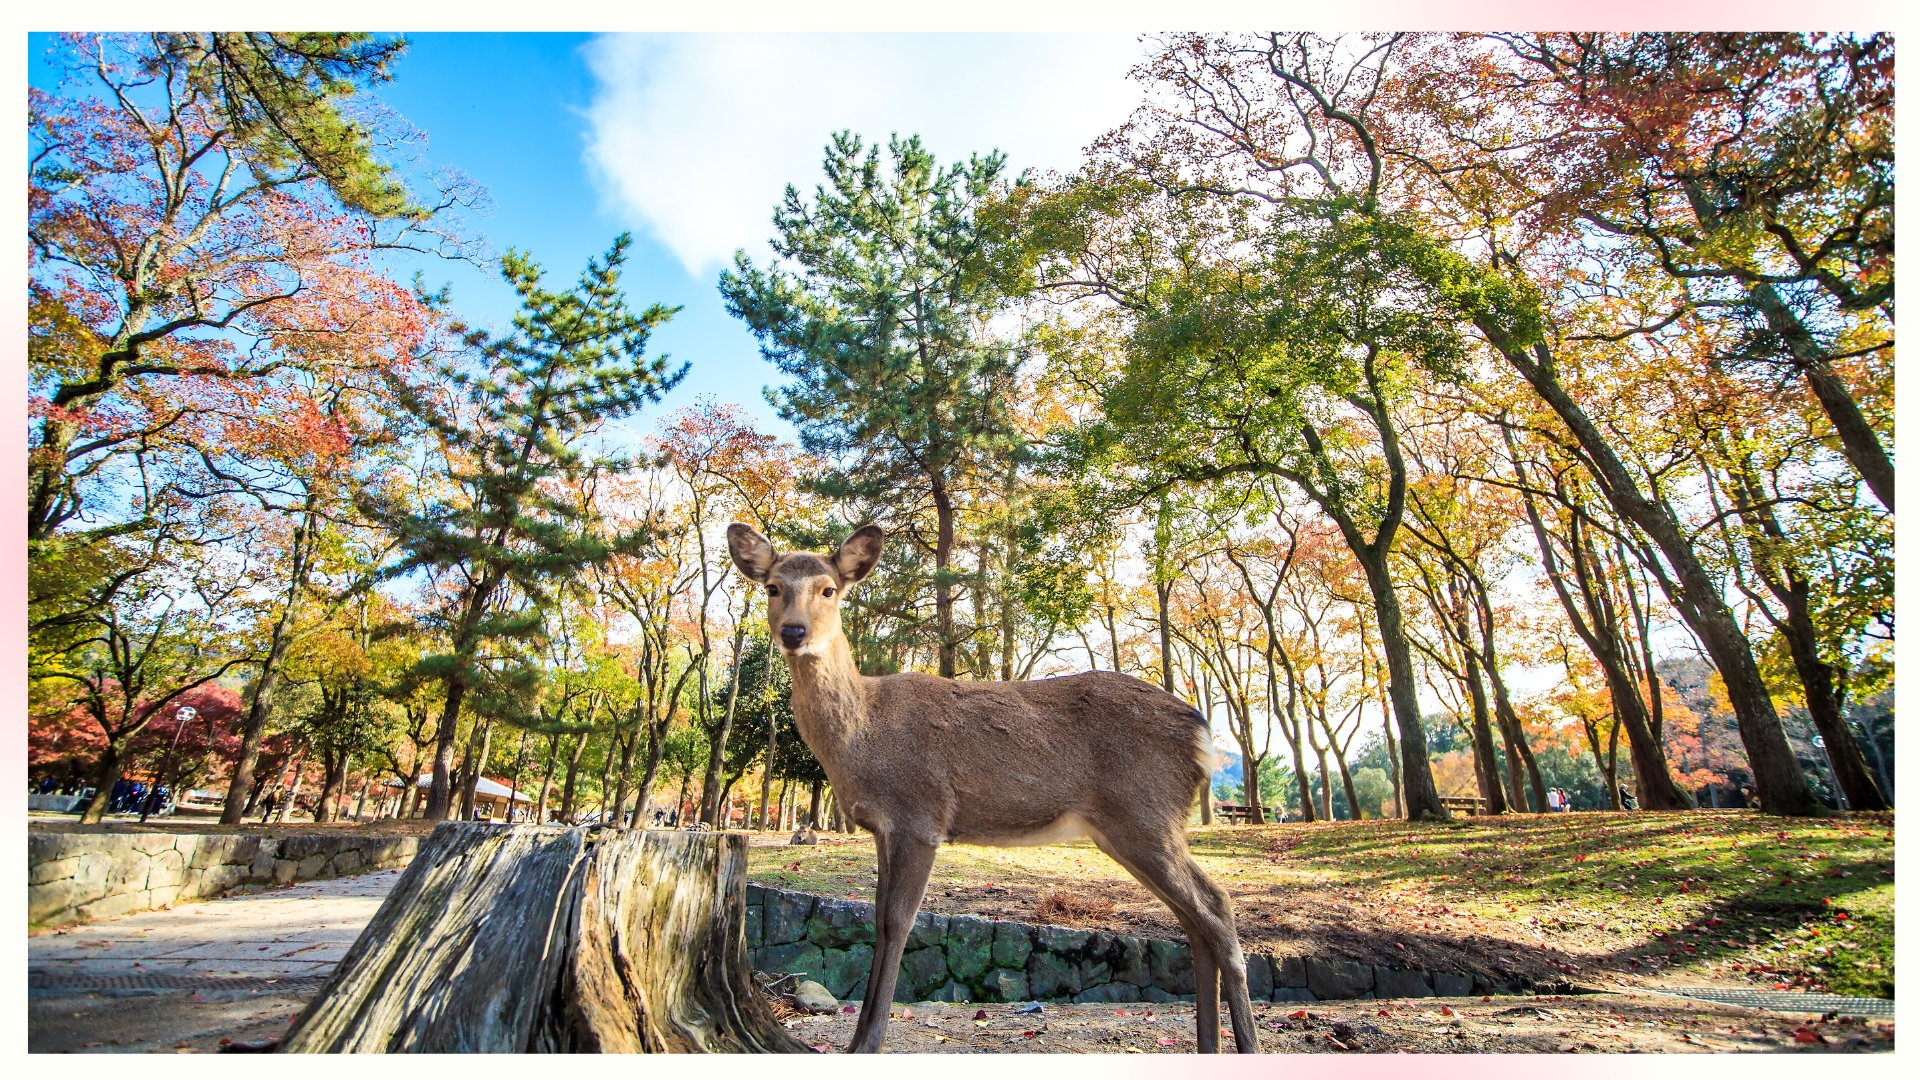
506 728 530 822
1494 341 1819 815
279 824 805 1054
1360 554 1446 819
700 621 750 826
632 723 671 830
1778 604 1888 811
610 723 640 829
922 471 960 678
560 731 588 824
460 721 493 822
1329 737 1360 821
535 734 559 824
80 736 130 825
1510 456 1692 811
1582 716 1623 810
277 745 309 823
1726 461 1891 811
220 501 317 825
1485 660 1546 813
427 679 469 821
314 752 350 824
1859 716 1892 805
1461 652 1508 815
1742 280 1894 512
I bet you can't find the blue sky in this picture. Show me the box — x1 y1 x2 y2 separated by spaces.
32 33 1153 445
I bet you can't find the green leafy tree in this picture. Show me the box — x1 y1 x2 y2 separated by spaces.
367 235 683 819
720 132 1024 677
30 522 255 823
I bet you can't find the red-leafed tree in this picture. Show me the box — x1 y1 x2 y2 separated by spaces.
27 31 462 547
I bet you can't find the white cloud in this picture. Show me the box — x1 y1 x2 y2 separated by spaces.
582 33 1148 277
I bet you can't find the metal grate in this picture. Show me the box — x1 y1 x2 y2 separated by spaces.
1653 987 1894 1017
29 971 329 994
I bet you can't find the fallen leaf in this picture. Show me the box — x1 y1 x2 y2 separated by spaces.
1157 1037 1176 1047
973 1009 988 1020
1289 1009 1308 1019
1793 1028 1820 1044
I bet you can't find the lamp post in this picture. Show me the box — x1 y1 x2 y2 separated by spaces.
140 706 197 822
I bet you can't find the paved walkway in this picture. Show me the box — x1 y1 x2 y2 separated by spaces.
28 869 404 1053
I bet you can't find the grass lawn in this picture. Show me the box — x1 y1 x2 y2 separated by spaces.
747 810 1894 999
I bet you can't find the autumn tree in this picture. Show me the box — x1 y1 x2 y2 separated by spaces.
1493 33 1894 512
27 32 453 547
1377 31 1826 815
30 518 256 823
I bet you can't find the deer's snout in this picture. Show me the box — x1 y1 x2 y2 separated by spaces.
779 624 807 649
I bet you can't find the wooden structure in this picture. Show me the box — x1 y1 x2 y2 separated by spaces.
279 823 806 1053
1439 795 1488 815
1213 803 1278 825
385 775 532 820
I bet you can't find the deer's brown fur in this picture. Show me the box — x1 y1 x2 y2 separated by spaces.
728 522 1262 1054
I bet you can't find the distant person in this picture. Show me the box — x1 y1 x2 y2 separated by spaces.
260 791 278 822
1545 788 1562 812
1618 784 1637 811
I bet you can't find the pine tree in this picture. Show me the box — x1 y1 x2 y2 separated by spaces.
720 133 1023 677
368 235 684 819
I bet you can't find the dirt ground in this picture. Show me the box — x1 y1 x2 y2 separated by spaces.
29 986 1894 1054
735 994 1894 1054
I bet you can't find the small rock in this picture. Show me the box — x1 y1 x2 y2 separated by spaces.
793 980 839 1014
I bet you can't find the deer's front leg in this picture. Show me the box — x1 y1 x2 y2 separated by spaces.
847 830 938 1053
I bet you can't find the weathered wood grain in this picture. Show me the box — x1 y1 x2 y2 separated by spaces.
280 823 804 1054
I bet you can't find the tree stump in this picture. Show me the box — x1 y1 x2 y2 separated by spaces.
280 823 807 1053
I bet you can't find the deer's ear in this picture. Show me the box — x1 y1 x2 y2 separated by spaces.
832 524 884 584
727 523 776 583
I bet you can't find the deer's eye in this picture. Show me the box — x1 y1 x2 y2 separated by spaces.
823 587 836 598
765 584 779 597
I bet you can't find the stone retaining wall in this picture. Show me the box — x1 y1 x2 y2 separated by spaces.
746 885 1532 1005
28 832 421 928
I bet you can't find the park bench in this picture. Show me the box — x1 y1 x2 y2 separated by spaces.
1213 803 1278 825
1439 795 1487 815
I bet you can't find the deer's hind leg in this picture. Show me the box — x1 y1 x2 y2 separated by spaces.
1086 823 1262 1054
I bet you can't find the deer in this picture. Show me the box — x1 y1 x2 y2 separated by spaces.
727 522 1262 1054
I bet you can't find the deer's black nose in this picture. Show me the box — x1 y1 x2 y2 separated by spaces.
780 625 807 648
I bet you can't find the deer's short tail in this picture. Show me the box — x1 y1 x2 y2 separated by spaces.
1191 716 1215 802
